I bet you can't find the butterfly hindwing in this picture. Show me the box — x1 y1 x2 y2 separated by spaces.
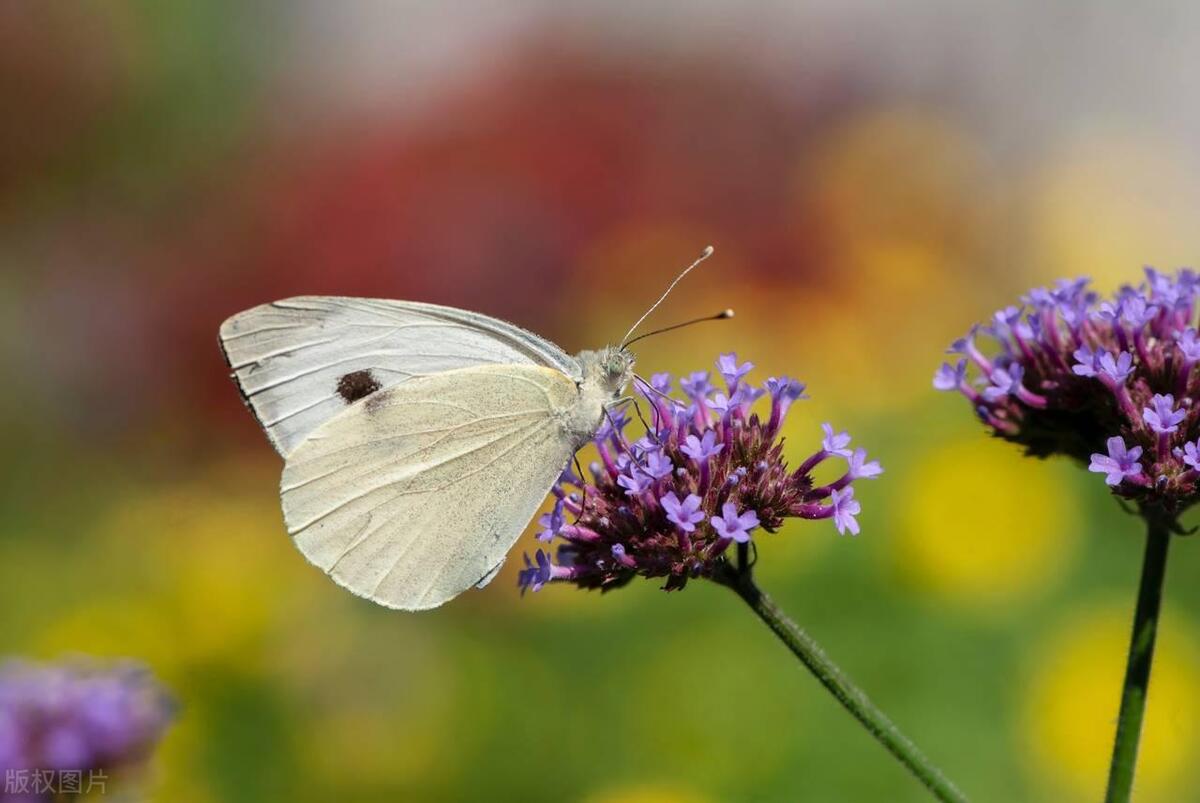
279 363 582 610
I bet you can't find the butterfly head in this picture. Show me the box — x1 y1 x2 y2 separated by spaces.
600 346 636 394
578 346 635 397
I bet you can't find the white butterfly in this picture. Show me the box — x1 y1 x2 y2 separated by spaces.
219 248 722 610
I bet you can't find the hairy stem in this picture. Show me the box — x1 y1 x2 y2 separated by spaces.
716 565 969 802
1104 517 1172 802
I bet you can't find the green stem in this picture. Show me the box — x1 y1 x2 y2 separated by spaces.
1104 517 1172 803
717 565 969 803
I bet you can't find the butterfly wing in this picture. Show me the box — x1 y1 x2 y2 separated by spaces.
219 297 580 457
280 363 584 610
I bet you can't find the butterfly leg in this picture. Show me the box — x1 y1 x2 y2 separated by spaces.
604 395 663 448
601 400 655 476
571 453 588 525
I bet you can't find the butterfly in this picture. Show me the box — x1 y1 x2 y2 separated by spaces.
219 247 724 610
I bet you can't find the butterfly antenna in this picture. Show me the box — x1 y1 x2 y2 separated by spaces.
620 245 715 348
623 308 734 348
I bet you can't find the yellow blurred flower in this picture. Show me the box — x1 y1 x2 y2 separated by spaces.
38 464 312 673
1019 603 1200 802
892 436 1081 612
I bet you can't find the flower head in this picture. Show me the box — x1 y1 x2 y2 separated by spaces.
0 658 173 783
519 355 881 593
937 267 1200 510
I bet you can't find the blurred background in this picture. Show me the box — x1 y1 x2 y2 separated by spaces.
3 2 1200 800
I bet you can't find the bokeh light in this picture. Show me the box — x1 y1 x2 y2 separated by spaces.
893 437 1082 613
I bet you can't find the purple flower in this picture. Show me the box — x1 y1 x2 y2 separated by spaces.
933 359 967 391
519 550 553 592
610 543 636 568
947 330 978 357
617 470 652 497
537 498 565 542
847 448 883 479
992 305 1023 335
681 431 723 462
680 371 714 401
716 353 754 389
710 502 760 543
1143 393 1185 434
1088 437 1144 486
1145 269 1178 304
642 449 674 479
1121 295 1157 328
710 393 733 417
662 491 706 532
735 384 766 407
1099 351 1135 385
935 269 1200 506
0 659 173 779
650 372 673 394
765 376 808 404
983 364 1024 403
821 423 852 457
830 488 861 535
1097 300 1121 323
1182 439 1200 471
1071 346 1100 378
1177 328 1200 362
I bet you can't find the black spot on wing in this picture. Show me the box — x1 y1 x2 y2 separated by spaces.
337 369 382 403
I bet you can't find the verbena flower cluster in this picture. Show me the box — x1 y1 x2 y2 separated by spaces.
0 659 173 789
519 353 882 594
935 267 1200 512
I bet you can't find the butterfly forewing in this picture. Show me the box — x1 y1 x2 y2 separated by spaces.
219 297 580 456
280 364 581 610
